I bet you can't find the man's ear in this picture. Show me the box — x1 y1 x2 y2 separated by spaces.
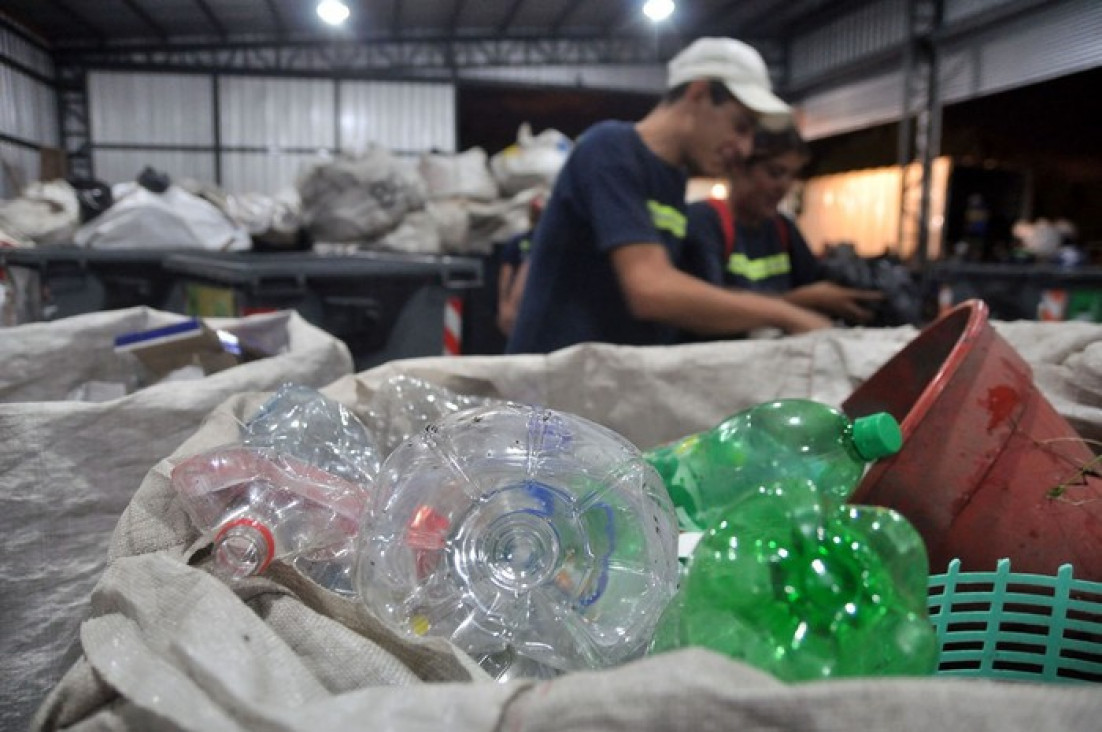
683 79 712 104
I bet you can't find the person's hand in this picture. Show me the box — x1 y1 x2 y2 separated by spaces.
791 281 884 323
780 306 833 334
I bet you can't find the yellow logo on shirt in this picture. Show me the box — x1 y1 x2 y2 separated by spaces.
647 200 686 239
727 252 791 281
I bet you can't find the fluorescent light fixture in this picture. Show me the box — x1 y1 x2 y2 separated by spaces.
317 0 351 26
643 0 675 22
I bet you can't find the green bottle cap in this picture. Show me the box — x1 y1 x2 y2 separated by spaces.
852 412 902 460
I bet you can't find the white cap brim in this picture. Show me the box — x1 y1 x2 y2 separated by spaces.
724 80 792 131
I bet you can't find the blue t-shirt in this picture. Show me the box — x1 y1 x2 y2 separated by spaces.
500 231 533 269
506 121 690 354
684 200 822 294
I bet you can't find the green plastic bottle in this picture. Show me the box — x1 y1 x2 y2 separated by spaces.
652 476 939 681
644 399 902 531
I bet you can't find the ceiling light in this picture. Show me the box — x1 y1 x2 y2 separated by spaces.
317 0 351 26
643 0 675 23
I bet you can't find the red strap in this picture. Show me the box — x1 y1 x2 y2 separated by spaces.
706 198 736 259
708 199 790 260
774 215 790 252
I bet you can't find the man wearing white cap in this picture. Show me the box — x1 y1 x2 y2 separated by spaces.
506 37 831 354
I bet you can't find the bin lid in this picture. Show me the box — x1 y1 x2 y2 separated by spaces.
163 251 483 289
0 247 189 270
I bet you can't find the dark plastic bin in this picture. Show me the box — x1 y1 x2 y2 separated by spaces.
162 251 483 370
0 247 184 322
930 261 1102 321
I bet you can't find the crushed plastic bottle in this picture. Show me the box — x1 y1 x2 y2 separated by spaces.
653 476 939 681
354 404 679 680
244 383 382 483
363 374 494 455
644 399 901 530
172 445 371 581
172 385 377 589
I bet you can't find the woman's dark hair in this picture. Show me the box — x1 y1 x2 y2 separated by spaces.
663 80 736 106
746 126 810 166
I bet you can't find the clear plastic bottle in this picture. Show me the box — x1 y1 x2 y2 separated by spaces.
644 399 901 530
354 404 679 679
244 383 382 484
172 445 370 581
362 374 493 455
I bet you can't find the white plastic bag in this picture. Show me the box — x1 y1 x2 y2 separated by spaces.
297 146 427 243
366 210 442 255
425 199 471 253
418 148 499 202
489 123 572 196
0 180 81 245
73 183 251 251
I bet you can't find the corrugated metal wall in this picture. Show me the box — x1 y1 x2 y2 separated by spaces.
85 72 456 194
89 72 216 185
788 0 907 90
793 0 1102 140
0 25 58 199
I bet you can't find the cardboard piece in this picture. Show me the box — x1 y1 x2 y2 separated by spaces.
114 318 241 379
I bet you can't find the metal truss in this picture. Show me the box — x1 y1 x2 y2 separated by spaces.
56 64 93 179
897 0 944 268
54 35 666 79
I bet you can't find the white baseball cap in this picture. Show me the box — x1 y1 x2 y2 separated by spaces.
668 37 792 131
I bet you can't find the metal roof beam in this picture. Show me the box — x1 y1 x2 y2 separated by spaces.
119 0 168 42
448 0 469 34
55 35 664 76
192 0 228 40
691 0 741 34
787 0 875 37
496 0 526 35
602 5 638 36
262 0 287 41
44 0 107 44
550 0 587 35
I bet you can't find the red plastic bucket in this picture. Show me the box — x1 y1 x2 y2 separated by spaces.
843 299 1102 580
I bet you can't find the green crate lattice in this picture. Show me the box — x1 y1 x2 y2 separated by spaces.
927 558 1102 683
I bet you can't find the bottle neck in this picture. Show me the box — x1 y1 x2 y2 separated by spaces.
214 517 276 579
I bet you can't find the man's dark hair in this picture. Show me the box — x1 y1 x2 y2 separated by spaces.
663 80 736 106
746 126 810 166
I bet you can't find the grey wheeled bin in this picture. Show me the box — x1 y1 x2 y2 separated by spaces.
0 247 186 323
163 251 483 370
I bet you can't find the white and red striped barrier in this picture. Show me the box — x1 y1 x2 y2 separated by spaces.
443 295 463 356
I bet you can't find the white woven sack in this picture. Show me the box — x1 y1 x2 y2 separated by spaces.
489 124 571 197
1 307 352 732
31 322 1102 732
297 147 428 243
73 183 251 252
418 148 499 202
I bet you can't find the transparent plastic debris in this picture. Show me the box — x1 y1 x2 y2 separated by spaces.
355 404 679 680
172 445 371 583
244 383 383 483
171 385 378 591
363 374 495 455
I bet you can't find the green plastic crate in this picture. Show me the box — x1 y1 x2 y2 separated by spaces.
928 558 1102 683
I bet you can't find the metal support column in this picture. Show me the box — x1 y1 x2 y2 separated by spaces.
56 64 93 180
897 0 944 266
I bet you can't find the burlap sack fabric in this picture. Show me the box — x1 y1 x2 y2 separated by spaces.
1 307 354 732
29 321 1102 731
